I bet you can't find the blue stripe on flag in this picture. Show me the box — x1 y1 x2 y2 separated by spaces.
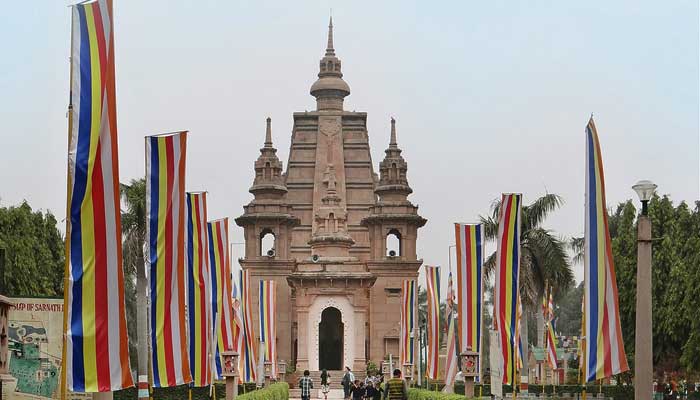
586 127 599 380
149 137 161 387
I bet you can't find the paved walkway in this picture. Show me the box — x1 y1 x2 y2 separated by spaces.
290 388 344 400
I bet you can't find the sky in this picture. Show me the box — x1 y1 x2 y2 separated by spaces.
0 1 698 289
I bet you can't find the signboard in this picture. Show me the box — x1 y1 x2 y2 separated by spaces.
3 297 90 400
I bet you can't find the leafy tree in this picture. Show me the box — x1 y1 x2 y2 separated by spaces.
120 178 146 373
0 201 64 297
578 196 700 376
552 282 583 337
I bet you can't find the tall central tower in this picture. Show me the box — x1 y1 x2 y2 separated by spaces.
236 19 426 373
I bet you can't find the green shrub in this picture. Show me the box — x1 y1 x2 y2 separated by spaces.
408 388 465 400
238 382 289 400
112 381 286 400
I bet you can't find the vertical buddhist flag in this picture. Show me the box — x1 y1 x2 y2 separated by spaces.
146 132 191 387
63 0 133 392
425 266 441 380
584 118 629 381
185 192 212 386
545 292 558 370
515 299 524 370
443 270 458 388
494 193 522 385
240 270 258 382
400 280 416 368
259 281 278 378
232 280 245 358
455 224 484 360
209 218 235 379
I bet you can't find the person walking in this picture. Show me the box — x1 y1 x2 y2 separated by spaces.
365 382 379 400
383 369 408 400
351 380 366 400
299 370 314 400
321 369 331 400
373 374 384 400
342 366 355 399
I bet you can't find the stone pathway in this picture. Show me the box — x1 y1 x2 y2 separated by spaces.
289 388 344 400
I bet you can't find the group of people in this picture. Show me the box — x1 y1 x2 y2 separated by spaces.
297 366 408 400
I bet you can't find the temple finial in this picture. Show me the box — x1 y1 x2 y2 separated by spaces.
264 117 273 147
326 16 335 56
390 117 397 148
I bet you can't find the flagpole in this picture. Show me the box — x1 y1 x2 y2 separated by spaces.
60 6 76 397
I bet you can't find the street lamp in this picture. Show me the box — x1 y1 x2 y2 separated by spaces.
632 180 657 216
633 179 656 400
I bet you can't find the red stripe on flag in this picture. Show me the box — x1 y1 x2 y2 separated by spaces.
163 139 176 385
194 198 208 380
90 2 108 97
91 142 111 391
499 196 514 382
465 227 473 350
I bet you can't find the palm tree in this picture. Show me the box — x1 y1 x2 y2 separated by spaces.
120 178 147 381
480 193 574 357
480 193 574 307
569 236 584 265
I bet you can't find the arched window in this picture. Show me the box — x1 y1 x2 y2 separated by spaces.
260 229 275 257
386 229 401 257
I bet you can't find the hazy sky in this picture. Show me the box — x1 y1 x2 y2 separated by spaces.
1 1 698 288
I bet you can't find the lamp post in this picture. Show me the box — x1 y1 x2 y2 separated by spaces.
633 180 656 400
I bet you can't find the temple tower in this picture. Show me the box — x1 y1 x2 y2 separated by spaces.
236 19 426 373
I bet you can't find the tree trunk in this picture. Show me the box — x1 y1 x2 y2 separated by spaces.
536 310 544 348
137 258 149 399
521 309 529 384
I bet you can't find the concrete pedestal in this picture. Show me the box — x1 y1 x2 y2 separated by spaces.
465 378 475 398
226 376 239 400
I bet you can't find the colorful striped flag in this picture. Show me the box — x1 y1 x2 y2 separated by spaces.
185 192 212 386
259 281 278 378
443 270 458 388
399 280 416 368
494 193 522 385
209 218 235 379
546 321 558 370
584 118 629 381
146 132 191 387
240 270 258 382
515 298 524 370
455 223 484 357
232 280 245 358
63 0 133 392
425 266 441 380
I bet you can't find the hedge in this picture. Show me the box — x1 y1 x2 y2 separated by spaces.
408 388 464 400
238 382 289 400
111 381 284 400
451 383 633 400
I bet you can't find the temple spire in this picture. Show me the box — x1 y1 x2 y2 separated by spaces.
326 16 335 56
265 117 273 148
390 117 397 148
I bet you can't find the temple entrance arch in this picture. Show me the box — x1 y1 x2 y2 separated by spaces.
319 307 343 370
308 296 355 370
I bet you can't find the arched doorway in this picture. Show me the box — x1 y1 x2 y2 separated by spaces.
319 307 343 370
